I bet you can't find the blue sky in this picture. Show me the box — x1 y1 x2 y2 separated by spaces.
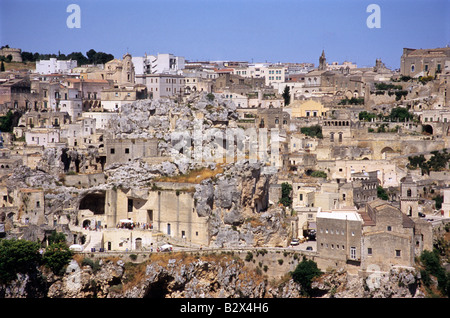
1 0 449 69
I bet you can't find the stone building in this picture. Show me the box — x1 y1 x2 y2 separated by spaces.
399 173 419 218
76 185 210 251
316 207 363 265
350 171 379 208
105 137 159 166
0 47 22 62
256 108 290 130
317 199 433 273
100 84 147 111
212 73 266 94
0 77 31 111
400 47 450 78
287 99 328 118
360 200 432 272
136 73 185 100
80 53 135 85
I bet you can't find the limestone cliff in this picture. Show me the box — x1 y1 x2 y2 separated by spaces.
0 252 425 298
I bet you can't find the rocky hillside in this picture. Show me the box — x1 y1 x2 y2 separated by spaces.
1 252 426 298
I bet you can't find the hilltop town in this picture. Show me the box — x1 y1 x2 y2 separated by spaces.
0 46 449 293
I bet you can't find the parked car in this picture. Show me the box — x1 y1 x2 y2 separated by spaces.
306 246 313 251
290 238 300 246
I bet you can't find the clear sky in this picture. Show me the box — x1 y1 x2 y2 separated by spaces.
1 0 449 69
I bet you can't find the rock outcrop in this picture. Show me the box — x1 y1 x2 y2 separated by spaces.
0 254 425 298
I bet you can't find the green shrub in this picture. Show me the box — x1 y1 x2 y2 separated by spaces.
311 170 327 178
291 257 322 296
0 239 41 284
42 242 73 275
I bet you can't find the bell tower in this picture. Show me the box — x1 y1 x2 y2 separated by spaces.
400 173 419 218
319 50 327 71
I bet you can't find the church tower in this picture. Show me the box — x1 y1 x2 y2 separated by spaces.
318 50 327 71
400 173 419 218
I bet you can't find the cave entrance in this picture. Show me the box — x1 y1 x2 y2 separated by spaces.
82 219 91 228
79 192 106 214
422 124 433 135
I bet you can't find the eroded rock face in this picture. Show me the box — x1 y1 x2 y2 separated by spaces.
192 160 285 247
2 255 425 298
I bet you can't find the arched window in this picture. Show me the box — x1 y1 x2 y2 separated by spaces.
407 189 412 197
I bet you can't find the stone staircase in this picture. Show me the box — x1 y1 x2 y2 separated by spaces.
83 230 103 252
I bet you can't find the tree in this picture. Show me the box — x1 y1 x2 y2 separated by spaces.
279 182 292 207
0 239 41 284
0 110 15 132
311 170 327 178
301 125 323 139
86 49 114 65
291 256 322 296
42 242 73 275
66 52 88 66
377 186 389 200
419 250 449 297
282 85 291 106
389 107 412 121
47 230 67 245
359 111 377 122
0 61 4 72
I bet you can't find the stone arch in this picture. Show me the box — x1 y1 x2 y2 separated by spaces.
381 146 395 154
135 237 142 250
422 124 433 135
344 90 353 99
82 219 91 228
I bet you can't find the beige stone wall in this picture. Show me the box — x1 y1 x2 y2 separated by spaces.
317 216 362 262
105 188 209 247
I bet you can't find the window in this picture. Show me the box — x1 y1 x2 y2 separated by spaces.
387 226 392 231
368 248 372 255
395 250 401 257
350 247 356 260
125 148 130 154
110 148 115 154
127 199 133 212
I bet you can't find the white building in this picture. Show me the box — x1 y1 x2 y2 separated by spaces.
58 88 82 121
219 91 248 108
83 112 119 130
232 63 286 88
25 128 60 147
60 117 96 147
441 188 450 217
36 58 77 75
136 73 185 99
132 53 185 75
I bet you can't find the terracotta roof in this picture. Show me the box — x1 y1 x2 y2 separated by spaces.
64 78 109 83
358 211 375 226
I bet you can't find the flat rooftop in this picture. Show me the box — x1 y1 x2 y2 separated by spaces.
316 209 363 222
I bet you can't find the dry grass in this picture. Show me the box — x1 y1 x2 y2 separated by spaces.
3 62 35 71
155 165 224 184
